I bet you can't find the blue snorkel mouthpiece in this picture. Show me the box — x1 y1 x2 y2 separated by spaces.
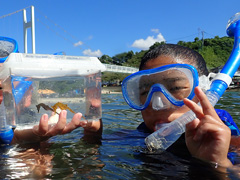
145 12 240 152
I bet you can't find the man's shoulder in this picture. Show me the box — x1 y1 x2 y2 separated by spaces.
215 109 240 136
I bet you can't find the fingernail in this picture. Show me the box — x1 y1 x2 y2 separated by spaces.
78 113 83 119
76 113 81 120
42 114 48 122
62 110 67 117
80 120 87 127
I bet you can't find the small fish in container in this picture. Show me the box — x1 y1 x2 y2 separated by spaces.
0 53 106 134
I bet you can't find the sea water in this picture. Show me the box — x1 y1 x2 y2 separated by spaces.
0 91 240 179
2 72 102 130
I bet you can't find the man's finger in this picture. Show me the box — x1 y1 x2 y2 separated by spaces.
36 114 49 135
194 87 215 114
194 87 221 121
61 113 82 134
46 110 67 136
183 98 204 119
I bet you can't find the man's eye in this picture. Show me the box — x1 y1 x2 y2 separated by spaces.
169 86 185 92
140 91 149 96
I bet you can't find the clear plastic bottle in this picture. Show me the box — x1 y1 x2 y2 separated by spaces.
145 90 219 152
0 98 14 144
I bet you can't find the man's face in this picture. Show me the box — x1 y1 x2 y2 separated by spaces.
140 56 192 132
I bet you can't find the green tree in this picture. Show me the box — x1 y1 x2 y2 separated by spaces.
199 46 219 68
112 51 134 65
99 35 235 83
102 72 128 84
123 50 146 68
149 41 166 50
99 55 114 64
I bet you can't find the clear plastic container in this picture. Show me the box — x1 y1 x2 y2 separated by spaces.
0 53 106 130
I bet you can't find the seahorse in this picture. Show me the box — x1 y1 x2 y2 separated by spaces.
51 102 76 114
37 102 85 119
36 103 60 115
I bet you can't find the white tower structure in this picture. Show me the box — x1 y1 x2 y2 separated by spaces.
23 6 35 54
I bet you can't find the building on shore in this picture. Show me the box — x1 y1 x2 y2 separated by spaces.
210 65 240 89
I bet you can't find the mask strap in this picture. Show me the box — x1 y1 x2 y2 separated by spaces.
199 74 213 92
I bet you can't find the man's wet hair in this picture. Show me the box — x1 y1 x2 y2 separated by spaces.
139 44 209 76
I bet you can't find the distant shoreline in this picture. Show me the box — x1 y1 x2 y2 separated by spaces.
102 86 122 94
39 87 122 103
39 97 84 103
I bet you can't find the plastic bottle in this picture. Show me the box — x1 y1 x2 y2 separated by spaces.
145 90 219 151
0 99 14 145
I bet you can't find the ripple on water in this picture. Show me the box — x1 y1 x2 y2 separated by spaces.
1 92 239 179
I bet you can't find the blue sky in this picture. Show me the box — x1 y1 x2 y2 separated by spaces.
0 0 240 57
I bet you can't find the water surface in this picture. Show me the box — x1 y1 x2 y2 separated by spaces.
1 91 240 179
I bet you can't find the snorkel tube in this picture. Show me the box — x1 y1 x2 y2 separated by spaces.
145 12 240 152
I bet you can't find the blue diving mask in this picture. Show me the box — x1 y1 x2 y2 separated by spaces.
122 64 199 111
0 36 19 63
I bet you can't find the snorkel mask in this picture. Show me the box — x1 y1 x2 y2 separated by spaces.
122 64 204 111
0 36 18 63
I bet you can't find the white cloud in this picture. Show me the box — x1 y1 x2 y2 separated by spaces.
83 49 103 57
151 28 159 34
74 41 83 47
88 35 93 40
131 33 166 50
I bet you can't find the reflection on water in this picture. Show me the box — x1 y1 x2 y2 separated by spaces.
0 143 53 179
217 91 240 127
0 91 240 179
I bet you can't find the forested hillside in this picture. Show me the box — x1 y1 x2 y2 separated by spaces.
100 36 234 69
100 36 234 83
